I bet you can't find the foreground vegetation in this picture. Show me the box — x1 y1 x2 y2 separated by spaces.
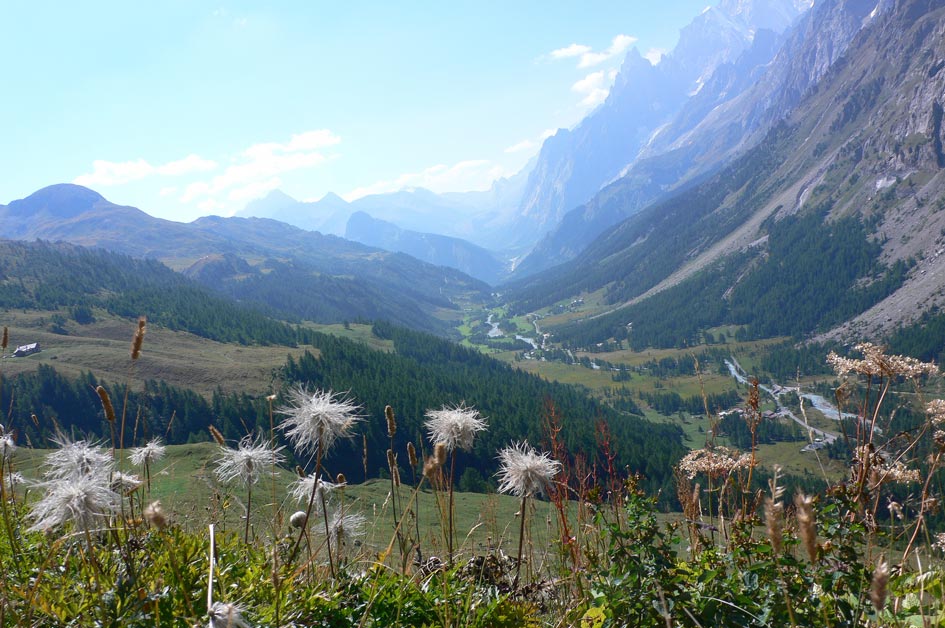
1 315 945 626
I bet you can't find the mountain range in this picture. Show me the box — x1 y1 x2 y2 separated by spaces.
0 184 488 335
507 0 945 349
4 0 944 355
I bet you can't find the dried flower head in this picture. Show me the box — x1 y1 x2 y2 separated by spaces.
424 403 487 452
144 501 168 529
0 425 15 461
208 425 226 446
870 558 889 612
385 405 397 438
129 438 166 467
95 386 116 423
827 343 937 379
288 475 342 509
496 441 561 498
1 326 7 351
764 498 784 553
208 602 250 628
434 442 447 466
289 510 308 529
928 399 945 425
677 446 753 480
407 442 418 468
44 435 113 480
933 532 945 553
215 434 285 487
28 473 120 532
110 471 142 495
795 493 818 562
326 510 366 551
3 471 26 493
131 316 146 361
278 387 362 456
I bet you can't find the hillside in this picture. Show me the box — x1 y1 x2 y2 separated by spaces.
0 317 686 500
506 0 945 349
345 211 506 285
0 185 490 336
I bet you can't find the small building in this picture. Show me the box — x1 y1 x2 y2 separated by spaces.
13 343 40 357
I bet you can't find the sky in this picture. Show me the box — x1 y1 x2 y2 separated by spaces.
1 1 713 222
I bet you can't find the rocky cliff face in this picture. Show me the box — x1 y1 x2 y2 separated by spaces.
509 0 945 345
511 0 886 279
509 0 812 253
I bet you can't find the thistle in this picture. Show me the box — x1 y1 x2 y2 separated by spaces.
278 386 361 569
28 472 120 533
326 510 366 563
0 425 15 462
424 403 487 565
208 602 250 628
278 386 362 457
44 435 113 481
288 475 342 513
129 437 166 495
215 433 285 543
496 441 560 587
424 403 487 453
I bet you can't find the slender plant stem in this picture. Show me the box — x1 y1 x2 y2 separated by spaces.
320 487 335 577
448 452 456 566
244 483 253 544
514 493 528 588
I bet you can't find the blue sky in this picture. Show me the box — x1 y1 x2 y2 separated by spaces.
1 1 712 222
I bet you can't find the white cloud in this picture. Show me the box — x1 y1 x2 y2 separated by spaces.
539 128 558 141
157 154 218 176
159 186 178 197
343 159 508 201
572 71 609 107
550 43 591 60
180 129 340 205
504 139 536 154
550 34 637 69
73 159 154 187
74 154 218 187
644 48 667 65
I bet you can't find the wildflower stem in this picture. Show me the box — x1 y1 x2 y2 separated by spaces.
320 484 336 577
514 493 527 589
244 482 252 544
448 452 457 566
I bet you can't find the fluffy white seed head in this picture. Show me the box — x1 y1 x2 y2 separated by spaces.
326 510 366 550
44 435 114 481
214 434 285 487
0 425 15 461
129 438 166 467
424 403 488 452
278 387 362 456
28 473 120 532
288 474 343 511
496 441 561 497
208 602 250 628
110 471 142 495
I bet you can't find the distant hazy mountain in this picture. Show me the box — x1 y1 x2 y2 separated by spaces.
0 184 490 335
345 211 506 284
510 0 812 273
515 0 880 279
507 0 945 347
237 162 533 254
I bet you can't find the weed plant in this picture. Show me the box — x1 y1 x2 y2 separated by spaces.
0 323 944 626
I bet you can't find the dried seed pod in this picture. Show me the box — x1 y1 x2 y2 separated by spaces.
96 386 116 423
385 405 397 438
